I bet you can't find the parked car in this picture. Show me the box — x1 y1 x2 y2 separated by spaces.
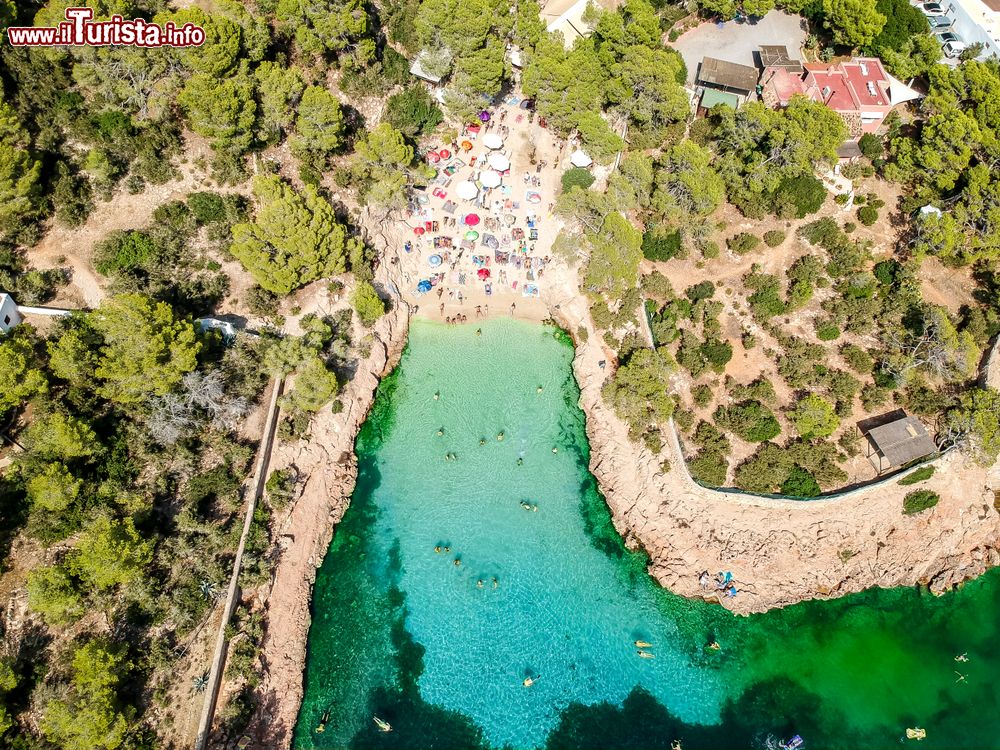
921 2 947 15
943 40 968 58
937 30 963 44
927 14 952 29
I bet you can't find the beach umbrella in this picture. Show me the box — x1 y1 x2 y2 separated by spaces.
461 140 473 151
480 171 502 188
465 230 479 241
413 226 425 235
428 254 442 267
427 151 441 163
526 192 542 204
440 148 451 160
570 149 593 168
482 133 504 150
465 214 481 226
417 279 432 292
456 180 478 201
488 152 510 171
477 268 491 279
478 110 491 122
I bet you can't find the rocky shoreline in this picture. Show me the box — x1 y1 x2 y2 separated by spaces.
247 272 411 748
549 290 1000 617
246 276 1000 747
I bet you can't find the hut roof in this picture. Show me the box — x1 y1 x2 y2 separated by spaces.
697 57 760 93
859 411 937 468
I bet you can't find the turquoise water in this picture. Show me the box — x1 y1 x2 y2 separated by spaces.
295 319 1000 750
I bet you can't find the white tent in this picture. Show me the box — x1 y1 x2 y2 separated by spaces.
487 152 510 171
482 133 504 150
480 171 502 188
570 149 593 168
886 73 922 106
456 180 479 200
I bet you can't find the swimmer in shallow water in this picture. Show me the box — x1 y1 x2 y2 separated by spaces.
551 447 558 453
433 391 440 400
497 431 505 441
492 577 498 589
437 428 444 436
479 438 486 446
434 546 442 553
516 457 524 466
454 558 461 567
537 386 543 393
477 579 484 589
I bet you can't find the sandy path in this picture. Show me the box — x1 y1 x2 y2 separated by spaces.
30 134 217 308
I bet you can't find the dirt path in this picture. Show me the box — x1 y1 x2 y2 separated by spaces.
30 134 217 308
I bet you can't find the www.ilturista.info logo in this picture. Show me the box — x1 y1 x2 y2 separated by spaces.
6 7 205 47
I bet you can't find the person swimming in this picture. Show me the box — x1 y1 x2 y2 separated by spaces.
635 640 652 648
434 546 442 553
537 386 544 393
551 446 558 453
479 438 486 446
433 391 440 400
477 579 484 589
497 431 505 441
437 428 444 436
476 328 482 336
316 709 330 733
491 577 498 589
516 457 524 466
454 558 462 567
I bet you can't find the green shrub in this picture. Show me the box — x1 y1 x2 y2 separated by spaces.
899 465 935 486
858 133 883 160
685 280 715 302
561 167 596 192
352 280 386 326
701 241 720 259
701 339 732 371
727 232 760 255
789 394 839 439
903 489 939 515
692 384 713 407
780 466 821 497
835 193 850 206
642 229 682 261
689 450 728 485
772 174 827 218
763 230 785 247
857 204 879 226
384 86 443 137
246 285 279 316
815 322 841 341
715 401 780 442
93 230 155 275
840 344 874 374
873 259 901 286
187 191 226 223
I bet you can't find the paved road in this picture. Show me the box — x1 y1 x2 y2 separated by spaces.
671 10 808 85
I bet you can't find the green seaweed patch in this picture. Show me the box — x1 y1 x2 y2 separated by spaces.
358 362 405 452
545 679 832 750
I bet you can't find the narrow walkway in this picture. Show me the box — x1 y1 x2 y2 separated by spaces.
194 377 284 750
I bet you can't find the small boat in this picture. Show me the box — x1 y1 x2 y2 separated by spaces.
637 650 655 659
906 728 927 741
779 735 804 750
635 640 652 648
374 716 393 733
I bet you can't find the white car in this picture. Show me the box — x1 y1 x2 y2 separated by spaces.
921 2 947 15
943 40 967 58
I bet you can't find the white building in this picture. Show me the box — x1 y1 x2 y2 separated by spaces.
946 0 1000 58
0 293 22 334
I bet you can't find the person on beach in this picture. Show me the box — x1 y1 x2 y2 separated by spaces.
510 302 516 315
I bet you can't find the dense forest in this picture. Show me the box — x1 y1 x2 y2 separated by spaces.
1 0 1000 746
